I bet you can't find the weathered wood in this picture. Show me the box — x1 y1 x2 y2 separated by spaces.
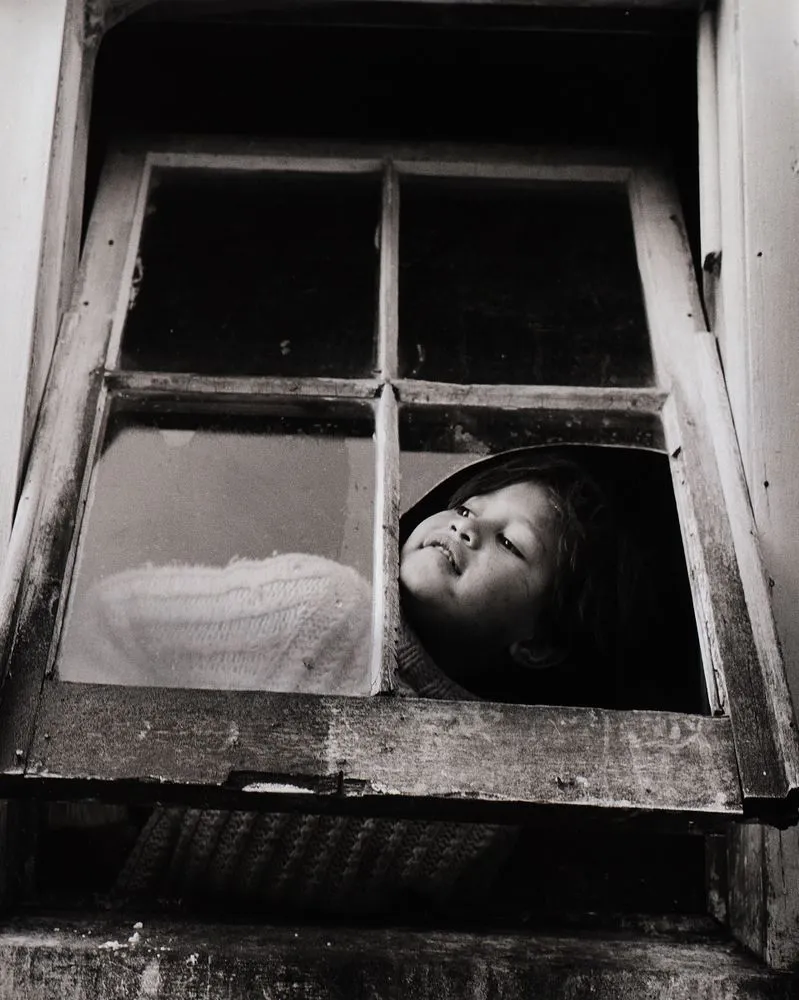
393 157 632 183
395 379 667 413
103 157 152 368
377 163 399 380
25 682 742 822
149 148 385 175
696 332 799 794
661 396 727 716
728 823 799 972
0 914 794 1000
728 823 767 961
663 365 794 812
713 0 799 969
0 315 76 686
108 0 704 29
25 0 96 474
105 370 381 401
628 167 799 816
0 152 146 773
132 134 646 178
371 386 400 694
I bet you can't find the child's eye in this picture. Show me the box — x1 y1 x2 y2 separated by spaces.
499 534 524 559
454 505 472 518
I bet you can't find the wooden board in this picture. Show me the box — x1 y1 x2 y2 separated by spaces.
22 682 742 823
628 167 799 814
0 152 147 773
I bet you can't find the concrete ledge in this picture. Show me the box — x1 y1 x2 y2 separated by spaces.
0 915 795 999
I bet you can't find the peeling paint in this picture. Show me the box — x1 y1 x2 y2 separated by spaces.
240 782 314 795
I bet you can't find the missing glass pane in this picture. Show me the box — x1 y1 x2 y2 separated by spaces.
119 168 380 377
57 404 375 693
398 179 652 386
400 416 701 712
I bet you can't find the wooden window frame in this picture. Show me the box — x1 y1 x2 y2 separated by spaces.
0 136 796 830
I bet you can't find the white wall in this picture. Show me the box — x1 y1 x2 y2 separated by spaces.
0 0 69 552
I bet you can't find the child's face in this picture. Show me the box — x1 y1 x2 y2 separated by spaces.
400 481 558 650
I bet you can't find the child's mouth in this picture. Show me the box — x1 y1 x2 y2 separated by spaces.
424 540 462 574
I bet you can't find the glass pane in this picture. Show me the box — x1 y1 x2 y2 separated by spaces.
58 404 375 694
399 179 652 386
119 168 380 377
400 405 663 467
400 414 700 712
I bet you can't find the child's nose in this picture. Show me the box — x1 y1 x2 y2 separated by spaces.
450 515 478 546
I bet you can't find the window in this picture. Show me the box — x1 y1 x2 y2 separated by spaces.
1 134 797 842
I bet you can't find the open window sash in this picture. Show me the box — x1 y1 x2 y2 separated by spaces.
0 139 796 828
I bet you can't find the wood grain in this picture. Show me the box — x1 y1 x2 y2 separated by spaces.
106 370 381 401
28 682 741 822
371 386 400 693
395 379 667 412
0 152 147 773
628 166 799 815
377 163 399 380
715 0 799 969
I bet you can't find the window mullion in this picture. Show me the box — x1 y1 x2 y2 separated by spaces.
661 395 727 716
104 371 382 403
377 162 399 382
370 384 400 694
103 156 153 372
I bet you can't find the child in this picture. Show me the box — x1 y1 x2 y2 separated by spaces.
64 448 616 705
99 448 621 911
397 449 616 704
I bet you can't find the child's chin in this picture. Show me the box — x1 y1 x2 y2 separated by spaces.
400 560 452 605
401 548 452 588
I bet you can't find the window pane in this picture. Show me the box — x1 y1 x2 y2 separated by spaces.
398 179 652 386
57 404 375 693
400 413 700 712
119 168 380 377
400 404 664 464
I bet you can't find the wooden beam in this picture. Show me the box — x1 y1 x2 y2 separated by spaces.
105 371 381 402
0 152 147 773
395 380 667 413
370 386 400 694
629 167 799 813
24 682 742 822
107 0 704 32
714 0 799 970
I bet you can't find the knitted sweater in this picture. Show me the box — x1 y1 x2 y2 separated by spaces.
70 555 515 911
61 554 374 694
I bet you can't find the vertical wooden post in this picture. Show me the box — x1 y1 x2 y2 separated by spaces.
715 0 799 969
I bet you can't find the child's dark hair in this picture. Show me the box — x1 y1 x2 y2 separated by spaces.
446 450 626 686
